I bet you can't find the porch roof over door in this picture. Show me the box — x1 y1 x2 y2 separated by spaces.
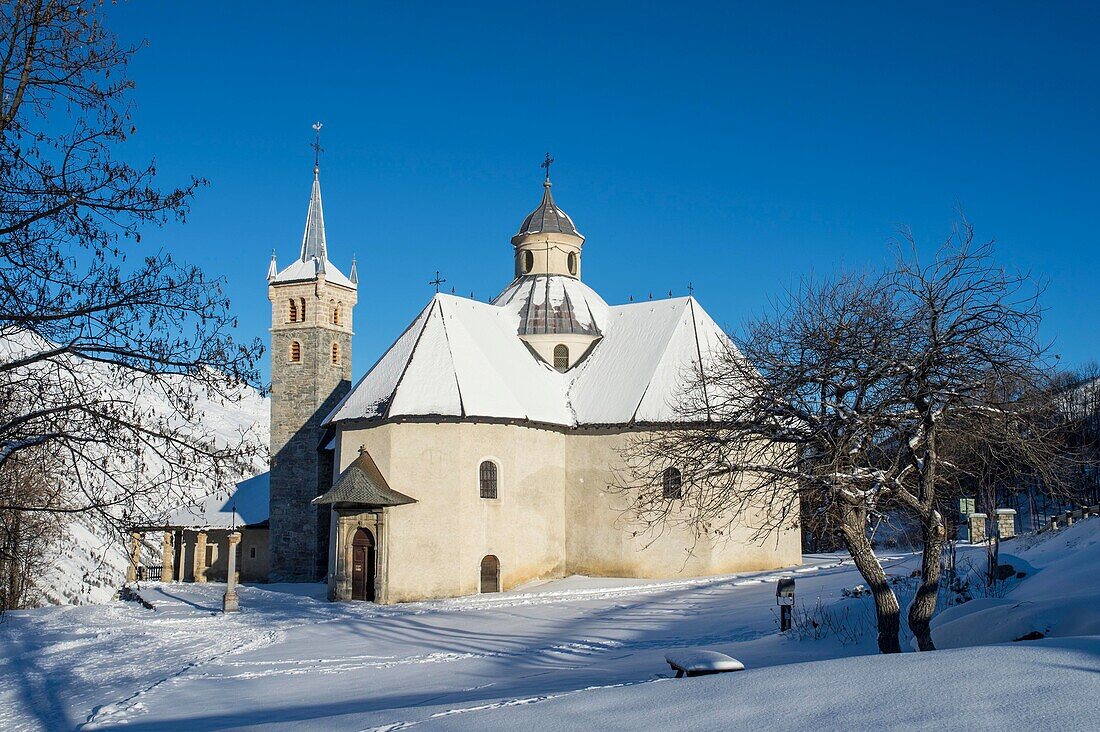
312 448 416 508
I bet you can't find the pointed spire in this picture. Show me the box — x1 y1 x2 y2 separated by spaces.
267 250 278 282
349 256 358 285
299 170 327 263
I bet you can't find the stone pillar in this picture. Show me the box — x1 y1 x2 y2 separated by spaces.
968 513 987 543
177 532 188 582
995 509 1017 540
223 531 241 613
330 511 355 602
376 508 387 604
161 532 174 582
126 532 141 582
194 530 208 583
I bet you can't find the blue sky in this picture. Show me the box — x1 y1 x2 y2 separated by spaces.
106 2 1100 378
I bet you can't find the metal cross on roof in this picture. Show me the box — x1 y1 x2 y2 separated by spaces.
688 282 695 296
311 122 324 171
541 152 554 181
429 271 446 292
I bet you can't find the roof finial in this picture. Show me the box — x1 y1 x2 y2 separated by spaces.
541 151 554 185
429 271 446 293
311 122 324 176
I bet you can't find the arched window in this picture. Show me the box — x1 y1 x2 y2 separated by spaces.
331 342 340 365
332 302 341 325
299 298 306 321
663 467 682 500
288 299 298 322
567 252 577 276
289 340 301 363
523 250 534 274
480 555 500 593
553 344 569 372
479 461 498 499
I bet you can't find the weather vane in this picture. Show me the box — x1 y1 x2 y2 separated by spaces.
429 271 446 293
541 151 554 181
311 122 324 171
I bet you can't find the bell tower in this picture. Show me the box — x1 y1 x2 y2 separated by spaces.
267 127 358 582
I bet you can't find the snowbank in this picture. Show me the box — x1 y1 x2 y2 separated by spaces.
932 518 1100 649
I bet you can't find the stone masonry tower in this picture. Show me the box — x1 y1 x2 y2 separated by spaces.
267 155 358 582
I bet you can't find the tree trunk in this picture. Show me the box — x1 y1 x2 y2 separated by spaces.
908 516 946 651
841 512 902 654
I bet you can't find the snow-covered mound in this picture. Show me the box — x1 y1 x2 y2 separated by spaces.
931 517 1100 648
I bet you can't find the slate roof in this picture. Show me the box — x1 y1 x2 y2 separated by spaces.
494 275 605 337
312 449 416 507
515 181 582 239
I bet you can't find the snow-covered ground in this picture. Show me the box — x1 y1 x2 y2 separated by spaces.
2 520 1097 731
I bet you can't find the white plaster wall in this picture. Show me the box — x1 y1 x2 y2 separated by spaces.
336 421 800 603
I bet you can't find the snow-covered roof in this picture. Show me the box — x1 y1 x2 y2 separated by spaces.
324 288 733 428
494 275 607 336
157 472 270 529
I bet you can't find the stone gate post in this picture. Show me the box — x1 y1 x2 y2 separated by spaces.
223 531 241 613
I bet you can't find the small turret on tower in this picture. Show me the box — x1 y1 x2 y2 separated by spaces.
511 153 585 280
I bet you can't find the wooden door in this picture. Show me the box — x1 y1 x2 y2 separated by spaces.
480 555 500 593
351 528 375 601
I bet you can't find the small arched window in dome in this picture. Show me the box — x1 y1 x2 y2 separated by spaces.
553 344 569 372
522 249 534 274
288 299 298 322
663 467 682 500
567 252 577 276
289 340 301 363
331 342 340 365
332 302 341 325
479 460 498 499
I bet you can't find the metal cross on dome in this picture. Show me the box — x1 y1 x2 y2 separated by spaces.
311 122 324 170
541 152 554 181
429 271 446 293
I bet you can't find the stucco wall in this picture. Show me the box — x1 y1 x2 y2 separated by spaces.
341 422 568 603
336 420 800 603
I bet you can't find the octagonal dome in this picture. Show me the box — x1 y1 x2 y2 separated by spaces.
493 274 608 337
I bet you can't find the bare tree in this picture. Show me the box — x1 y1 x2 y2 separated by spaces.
0 0 263 604
615 220 1057 653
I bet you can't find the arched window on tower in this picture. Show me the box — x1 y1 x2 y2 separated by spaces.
289 340 301 363
662 467 682 500
288 299 298 322
553 344 569 372
523 250 534 274
331 342 340 365
567 252 577 276
300 298 307 322
479 461 498 499
332 302 341 326
480 555 500 593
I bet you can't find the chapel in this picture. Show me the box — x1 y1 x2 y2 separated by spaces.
266 158 801 603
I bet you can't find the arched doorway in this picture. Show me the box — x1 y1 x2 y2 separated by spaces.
351 528 376 601
480 555 500 593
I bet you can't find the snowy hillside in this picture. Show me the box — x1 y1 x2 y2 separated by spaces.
45 388 267 607
1 331 269 607
1 519 1096 730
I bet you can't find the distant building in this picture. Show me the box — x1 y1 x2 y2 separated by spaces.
265 159 801 603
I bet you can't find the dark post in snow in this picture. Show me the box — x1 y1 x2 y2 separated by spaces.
777 577 795 631
223 531 241 613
